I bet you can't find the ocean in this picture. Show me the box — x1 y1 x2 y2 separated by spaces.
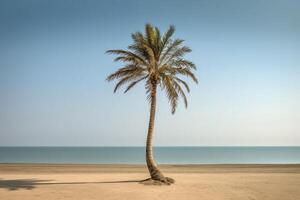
0 146 299 164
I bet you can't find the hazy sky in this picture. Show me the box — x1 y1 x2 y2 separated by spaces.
0 0 299 146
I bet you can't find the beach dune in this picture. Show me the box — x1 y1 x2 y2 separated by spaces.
0 164 299 200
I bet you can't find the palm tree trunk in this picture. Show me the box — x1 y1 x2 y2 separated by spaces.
145 82 165 181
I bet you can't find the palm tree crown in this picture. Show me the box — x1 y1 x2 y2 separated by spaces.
106 24 198 113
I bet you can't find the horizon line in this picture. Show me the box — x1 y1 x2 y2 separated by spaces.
1 145 299 147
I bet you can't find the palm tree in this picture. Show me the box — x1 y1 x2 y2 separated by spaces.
106 24 198 184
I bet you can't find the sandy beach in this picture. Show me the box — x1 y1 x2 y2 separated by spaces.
0 164 299 200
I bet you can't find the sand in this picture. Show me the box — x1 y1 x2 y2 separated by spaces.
0 164 299 200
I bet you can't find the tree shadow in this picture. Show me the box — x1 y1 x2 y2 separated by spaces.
0 179 50 190
0 179 142 191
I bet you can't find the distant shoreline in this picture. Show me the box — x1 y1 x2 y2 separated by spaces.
1 163 299 174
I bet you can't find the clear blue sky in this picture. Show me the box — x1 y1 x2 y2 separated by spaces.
0 0 299 146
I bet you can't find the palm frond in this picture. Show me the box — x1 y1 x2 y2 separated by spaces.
161 25 175 49
172 59 196 70
145 23 156 48
159 39 184 65
173 79 188 108
175 77 190 92
106 65 145 81
113 73 144 93
161 76 178 114
124 75 148 93
165 46 191 63
168 67 198 84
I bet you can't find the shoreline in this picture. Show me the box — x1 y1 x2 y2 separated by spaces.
1 163 300 174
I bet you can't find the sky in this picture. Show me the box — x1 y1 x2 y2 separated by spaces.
0 0 299 146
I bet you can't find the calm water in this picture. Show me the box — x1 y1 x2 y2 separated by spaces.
0 147 299 164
